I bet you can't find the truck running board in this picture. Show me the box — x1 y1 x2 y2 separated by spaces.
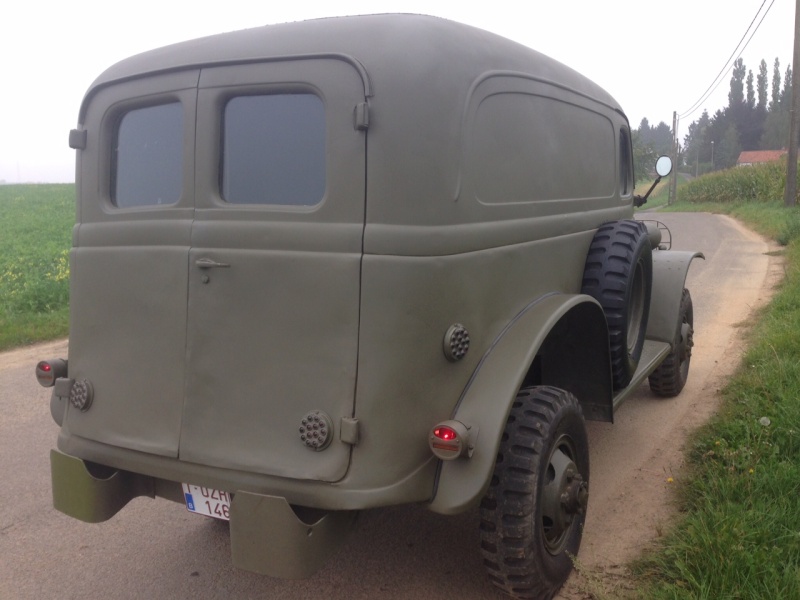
612 340 671 414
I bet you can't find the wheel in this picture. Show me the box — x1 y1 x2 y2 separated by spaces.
479 386 589 600
581 220 653 389
649 288 694 397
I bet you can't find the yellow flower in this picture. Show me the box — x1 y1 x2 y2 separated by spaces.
667 477 674 483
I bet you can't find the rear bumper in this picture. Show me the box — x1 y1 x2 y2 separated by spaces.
50 449 358 578
56 430 437 511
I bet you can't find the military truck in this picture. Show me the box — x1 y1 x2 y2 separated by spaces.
36 14 701 600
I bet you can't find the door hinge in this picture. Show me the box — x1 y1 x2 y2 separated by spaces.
354 102 369 131
340 417 359 445
69 129 87 150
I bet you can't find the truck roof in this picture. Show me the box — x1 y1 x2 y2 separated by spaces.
81 13 622 121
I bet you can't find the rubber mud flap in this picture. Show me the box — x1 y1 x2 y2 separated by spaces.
230 492 358 578
50 449 153 523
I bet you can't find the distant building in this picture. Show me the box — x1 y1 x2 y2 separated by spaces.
736 150 787 166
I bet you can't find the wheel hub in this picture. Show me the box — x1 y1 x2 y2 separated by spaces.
541 441 588 554
680 322 694 362
560 473 589 516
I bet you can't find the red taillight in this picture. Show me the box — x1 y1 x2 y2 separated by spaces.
429 420 474 461
35 359 68 388
433 426 457 441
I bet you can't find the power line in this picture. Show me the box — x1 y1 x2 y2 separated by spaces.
679 0 776 120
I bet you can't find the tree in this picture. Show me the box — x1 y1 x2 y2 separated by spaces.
643 55 791 172
683 110 713 174
633 119 673 181
729 58 746 107
719 58 763 151
761 109 790 149
782 65 793 108
771 58 781 111
757 59 768 113
651 122 673 155
746 70 755 109
719 124 742 169
632 129 656 183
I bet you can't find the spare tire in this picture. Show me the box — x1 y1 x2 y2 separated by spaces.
581 220 653 389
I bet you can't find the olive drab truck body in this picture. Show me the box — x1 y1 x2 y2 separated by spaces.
38 14 701 599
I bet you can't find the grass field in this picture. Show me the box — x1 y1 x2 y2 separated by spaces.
0 184 73 350
633 164 800 599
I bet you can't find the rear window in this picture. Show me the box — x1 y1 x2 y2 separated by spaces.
112 102 183 208
222 94 326 206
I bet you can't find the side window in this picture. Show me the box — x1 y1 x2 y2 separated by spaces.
222 94 326 206
112 102 183 208
619 128 634 197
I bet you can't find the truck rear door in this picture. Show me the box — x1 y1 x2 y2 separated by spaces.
66 71 200 456
67 60 367 484
178 60 367 482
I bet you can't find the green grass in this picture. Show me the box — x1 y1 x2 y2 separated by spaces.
633 166 800 598
0 184 74 350
634 173 692 212
678 161 791 205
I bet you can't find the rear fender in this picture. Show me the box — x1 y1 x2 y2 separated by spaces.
429 293 611 515
647 251 704 343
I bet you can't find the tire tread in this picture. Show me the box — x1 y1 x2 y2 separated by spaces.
479 386 588 600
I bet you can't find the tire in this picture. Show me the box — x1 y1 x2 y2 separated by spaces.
479 386 589 600
649 288 694 397
581 220 653 389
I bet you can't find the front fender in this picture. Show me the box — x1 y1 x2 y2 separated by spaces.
647 251 704 343
428 293 609 515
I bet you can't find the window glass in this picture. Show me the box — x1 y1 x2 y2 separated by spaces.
222 94 326 205
113 103 183 208
619 128 634 197
468 93 615 203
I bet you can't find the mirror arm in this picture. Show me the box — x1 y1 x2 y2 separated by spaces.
634 175 662 208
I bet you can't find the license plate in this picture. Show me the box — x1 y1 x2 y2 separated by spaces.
182 483 231 521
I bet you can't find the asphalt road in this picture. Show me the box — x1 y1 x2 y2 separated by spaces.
0 213 775 599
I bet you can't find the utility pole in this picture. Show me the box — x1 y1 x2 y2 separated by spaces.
669 111 679 205
785 0 800 207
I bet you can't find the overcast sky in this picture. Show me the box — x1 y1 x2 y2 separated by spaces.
1 0 794 183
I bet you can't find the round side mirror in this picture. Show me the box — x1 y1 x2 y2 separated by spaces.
655 155 673 178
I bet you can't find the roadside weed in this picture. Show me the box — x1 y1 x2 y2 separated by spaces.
636 181 800 598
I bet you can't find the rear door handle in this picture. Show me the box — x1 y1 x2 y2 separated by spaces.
195 257 231 269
